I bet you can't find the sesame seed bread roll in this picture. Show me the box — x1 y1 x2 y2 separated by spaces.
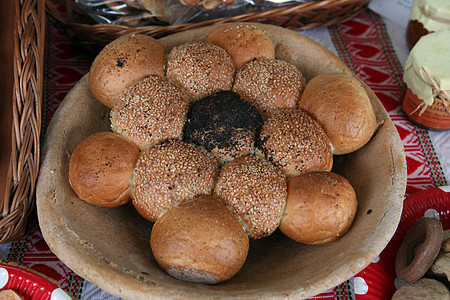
214 155 287 239
232 57 306 120
299 73 377 155
133 140 218 222
89 34 165 108
183 91 263 165
205 23 275 70
166 42 235 102
69 132 140 207
150 194 249 284
279 171 357 245
256 109 333 178
110 76 189 150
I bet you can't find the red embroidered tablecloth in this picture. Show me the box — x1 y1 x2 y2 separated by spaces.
0 6 448 300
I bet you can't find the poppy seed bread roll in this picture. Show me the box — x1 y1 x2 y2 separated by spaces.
298 73 377 155
110 76 189 150
166 42 235 102
89 34 165 108
214 155 287 239
69 132 140 207
256 109 333 178
184 91 263 165
150 195 249 284
132 140 218 222
205 23 275 70
233 57 306 120
279 171 358 245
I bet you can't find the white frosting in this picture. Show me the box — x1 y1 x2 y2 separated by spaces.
410 0 450 31
403 30 450 105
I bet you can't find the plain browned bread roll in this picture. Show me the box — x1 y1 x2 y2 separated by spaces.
69 132 140 207
214 155 287 239
232 57 306 119
132 140 218 222
110 76 189 150
89 33 165 108
298 73 377 155
256 109 333 178
279 171 357 245
150 194 249 284
183 91 263 165
205 23 275 70
166 42 235 102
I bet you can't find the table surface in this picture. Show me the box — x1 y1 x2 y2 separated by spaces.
0 5 449 300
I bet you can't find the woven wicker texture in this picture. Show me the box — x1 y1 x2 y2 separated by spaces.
0 0 45 243
47 0 369 52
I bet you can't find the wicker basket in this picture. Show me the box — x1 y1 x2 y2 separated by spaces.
47 0 369 52
0 0 45 243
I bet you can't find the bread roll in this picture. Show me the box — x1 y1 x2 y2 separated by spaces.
183 91 263 165
233 57 306 119
110 76 189 150
89 33 165 108
150 194 249 284
166 42 235 102
298 73 377 155
214 155 287 239
132 140 218 222
256 109 333 178
205 23 275 69
391 278 450 300
69 132 140 207
0 290 24 300
279 171 357 244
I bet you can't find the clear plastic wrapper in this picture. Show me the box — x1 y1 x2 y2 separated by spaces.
74 0 311 26
75 0 169 26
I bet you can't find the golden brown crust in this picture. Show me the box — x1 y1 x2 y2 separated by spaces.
256 109 333 178
150 194 249 284
205 23 275 70
89 34 165 108
233 57 306 120
214 155 287 239
68 132 140 207
298 73 377 155
132 140 218 222
166 42 235 102
279 171 357 245
110 76 189 150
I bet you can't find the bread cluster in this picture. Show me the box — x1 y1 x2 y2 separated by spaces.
69 23 377 284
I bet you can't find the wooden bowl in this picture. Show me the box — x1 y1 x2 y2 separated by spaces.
36 23 407 299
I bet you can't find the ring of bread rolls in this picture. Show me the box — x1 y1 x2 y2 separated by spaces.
395 217 444 284
67 26 384 284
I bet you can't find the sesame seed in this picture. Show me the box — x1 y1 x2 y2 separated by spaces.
166 42 235 102
133 140 219 222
